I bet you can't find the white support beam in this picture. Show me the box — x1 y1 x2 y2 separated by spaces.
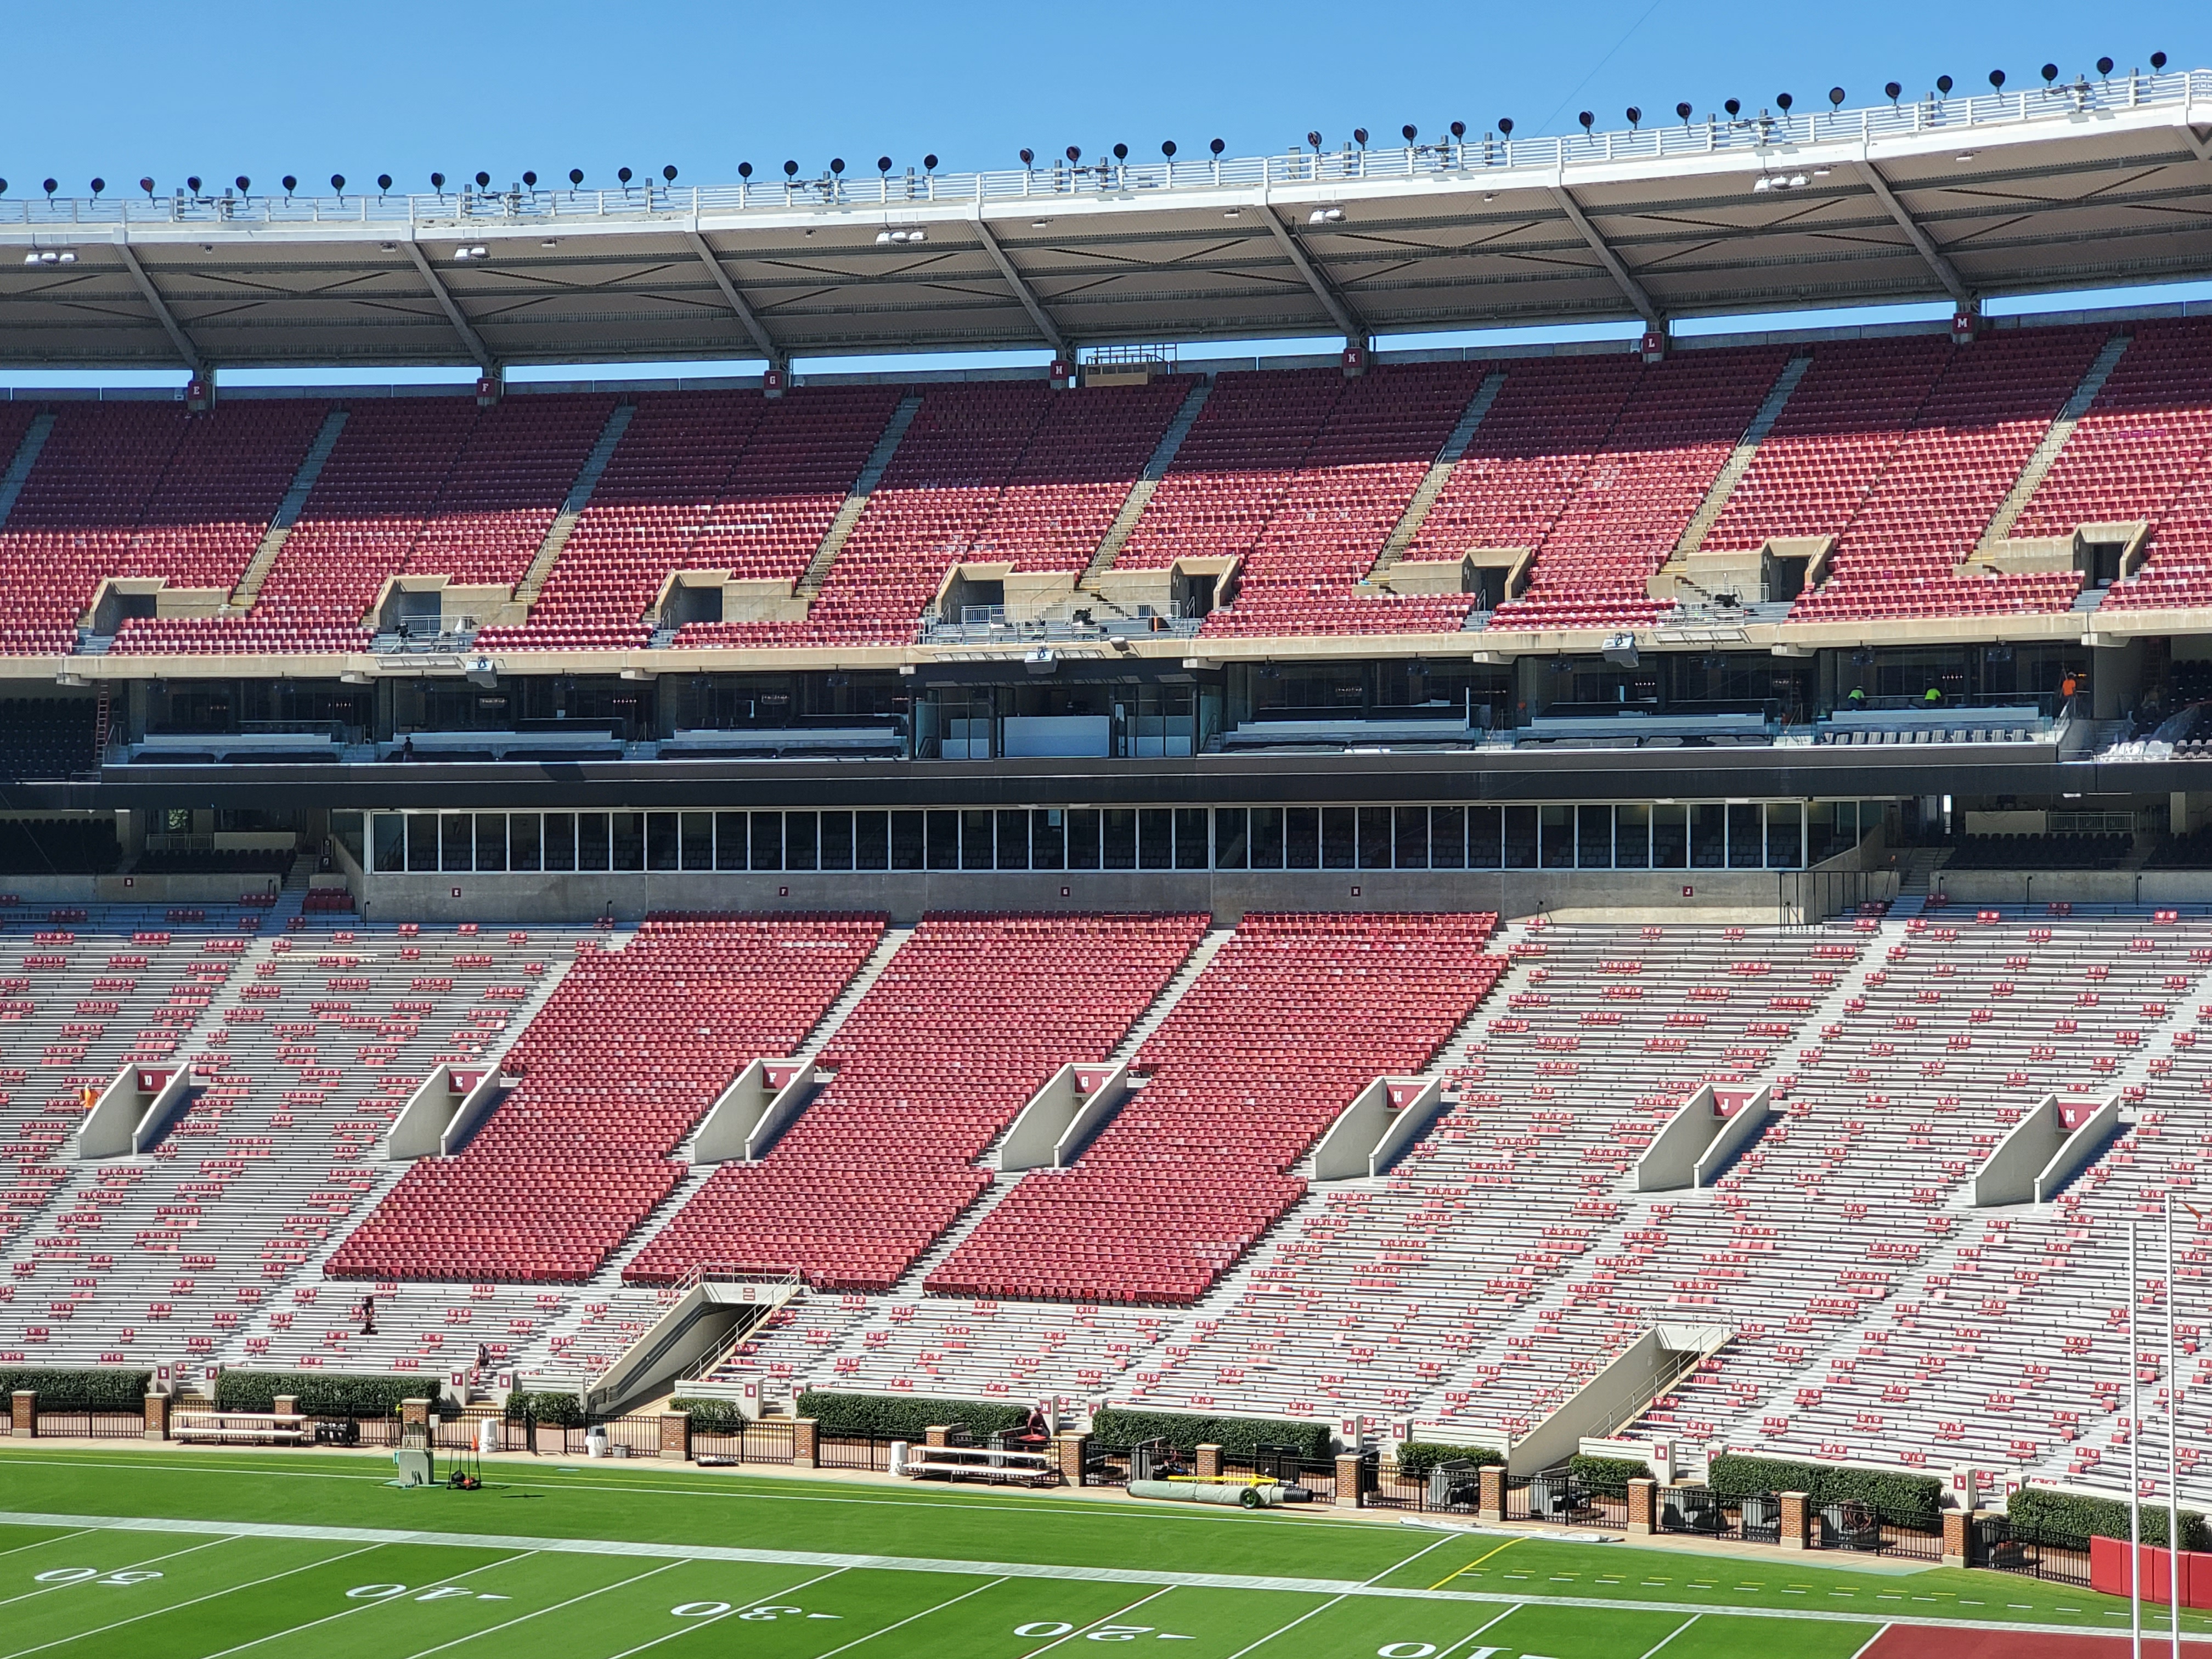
113 243 205 375
970 214 1070 358
1549 185 1661 328
1857 158 1971 303
1260 207 1365 345
682 230 785 369
402 239 497 372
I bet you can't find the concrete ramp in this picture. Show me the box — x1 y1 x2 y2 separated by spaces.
998 1063 1129 1171
1508 1322 1731 1476
76 1063 201 1158
1635 1083 1772 1192
583 1271 801 1417
1312 1077 1447 1181
385 1063 510 1159
1972 1092 2120 1206
691 1060 815 1164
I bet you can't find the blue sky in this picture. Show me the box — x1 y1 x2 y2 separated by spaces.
2 0 2204 386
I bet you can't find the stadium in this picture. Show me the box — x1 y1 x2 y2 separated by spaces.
4 48 2212 1658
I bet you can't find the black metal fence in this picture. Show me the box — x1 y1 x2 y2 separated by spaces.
1974 1517 2095 1588
16 1413 144 1440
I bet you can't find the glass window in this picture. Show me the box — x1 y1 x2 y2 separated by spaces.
1767 800 1803 869
751 812 784 872
1322 807 1357 870
1103 809 1137 871
1214 809 1249 871
509 813 541 873
1690 804 1725 869
1174 808 1209 870
1728 803 1763 869
1358 806 1392 869
961 809 995 871
1503 806 1538 870
681 811 714 871
1431 804 1465 870
646 812 681 872
925 811 958 871
474 814 507 872
1138 808 1173 871
890 810 924 871
440 814 473 873
1068 809 1102 871
373 814 405 873
1249 807 1283 870
997 809 1030 871
715 812 747 871
820 811 854 872
1394 806 1429 871
1284 808 1320 870
544 812 577 872
1031 809 1065 871
786 811 819 872
578 813 611 872
611 811 646 872
1615 804 1651 871
1577 805 1612 870
1652 804 1689 870
855 811 890 871
1539 805 1573 869
1468 805 1503 870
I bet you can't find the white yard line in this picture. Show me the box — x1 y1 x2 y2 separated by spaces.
1846 1626 1892 1659
1636 1613 1701 1659
595 1569 849 1659
190 1550 539 1658
1020 1585 1178 1658
398 1561 683 1659
811 1576 1009 1658
0 1531 97 1561
1438 1602 1521 1657
1 1544 385 1659
0 1534 233 1609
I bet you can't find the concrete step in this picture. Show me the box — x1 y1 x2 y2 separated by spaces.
797 393 923 600
513 402 637 606
230 409 350 611
1979 330 2132 549
1674 353 1814 558
1370 372 1506 575
0 411 57 528
1082 380 1212 585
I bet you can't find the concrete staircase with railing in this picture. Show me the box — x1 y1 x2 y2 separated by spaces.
1978 330 2132 550
1673 352 1814 558
795 393 924 600
511 402 637 606
1369 371 1507 576
228 408 351 611
1080 379 1213 586
0 410 56 527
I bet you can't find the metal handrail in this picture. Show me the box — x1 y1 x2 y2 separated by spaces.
6 71 2203 230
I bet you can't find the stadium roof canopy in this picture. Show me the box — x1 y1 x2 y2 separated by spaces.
4 71 2211 371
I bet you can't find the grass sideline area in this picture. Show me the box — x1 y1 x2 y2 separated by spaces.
0 1445 2206 1656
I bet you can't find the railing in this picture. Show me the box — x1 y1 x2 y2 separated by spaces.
13 72 2198 231
8 1413 144 1439
917 610 1205 646
1974 1517 2094 1587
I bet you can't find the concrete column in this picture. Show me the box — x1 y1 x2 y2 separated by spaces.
11 1391 36 1437
399 1397 431 1430
1477 1464 1505 1523
924 1424 950 1449
1626 1478 1656 1536
1942 1508 1971 1569
659 1412 690 1462
1194 1443 1222 1480
273 1394 299 1419
792 1417 819 1469
1334 1452 1365 1508
1054 1433 1090 1485
1779 1491 1812 1551
143 1392 170 1442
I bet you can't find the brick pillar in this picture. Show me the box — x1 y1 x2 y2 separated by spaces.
792 1417 818 1469
1779 1490 1812 1551
659 1412 690 1462
1477 1464 1505 1523
924 1425 950 1449
1054 1433 1090 1486
1335 1452 1365 1509
1194 1443 1222 1480
143 1393 170 1442
1943 1508 1971 1569
10 1391 35 1438
399 1397 430 1430
273 1394 298 1419
1626 1478 1656 1536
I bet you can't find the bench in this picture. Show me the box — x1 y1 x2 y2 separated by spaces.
894 1444 1058 1487
172 1411 308 1445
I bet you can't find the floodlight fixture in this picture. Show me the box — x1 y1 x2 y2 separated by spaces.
1987 69 2005 90
568 168 584 186
2041 63 2059 83
1166 140 1182 158
431 172 446 192
1210 137 1226 155
1886 81 1902 105
235 176 250 195
475 171 491 189
1351 129 1367 148
663 165 678 182
1113 142 1128 161
1828 86 1846 107
618 167 634 184
331 173 346 193
1775 91 1793 112
188 176 203 194
140 177 156 199
1724 98 1741 117
1937 75 1954 94
1578 110 1594 132
924 154 938 172
1677 101 1693 123
737 162 752 179
379 174 394 193
1497 117 1514 136
2097 57 2114 76
785 160 800 177
830 157 845 175
877 156 892 174
1625 106 1640 128
2151 52 2167 71
522 171 536 187
282 176 296 198
1402 123 1418 141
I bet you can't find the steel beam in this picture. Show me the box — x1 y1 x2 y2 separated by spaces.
113 243 205 375
403 239 497 371
1857 159 1971 302
1549 185 1661 327
683 230 785 369
1261 207 1365 345
970 215 1070 358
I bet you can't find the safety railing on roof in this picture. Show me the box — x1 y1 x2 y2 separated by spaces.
5 70 2204 230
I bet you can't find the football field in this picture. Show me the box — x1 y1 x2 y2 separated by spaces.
0 1447 2205 1658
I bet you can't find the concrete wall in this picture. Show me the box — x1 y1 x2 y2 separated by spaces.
1936 871 2212 906
353 866 1807 926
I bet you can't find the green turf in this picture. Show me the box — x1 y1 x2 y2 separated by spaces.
0 1446 2201 1657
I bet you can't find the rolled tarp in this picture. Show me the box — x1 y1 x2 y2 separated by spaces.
1127 1480 1281 1509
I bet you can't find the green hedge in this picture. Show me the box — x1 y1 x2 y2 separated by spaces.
505 1391 585 1430
795 1390 1031 1443
0 1367 152 1413
2010 1486 2209 1551
1570 1453 1655 1497
1708 1453 1943 1531
1395 1441 1505 1482
1091 1407 1331 1462
215 1370 454 1419
670 1397 750 1435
